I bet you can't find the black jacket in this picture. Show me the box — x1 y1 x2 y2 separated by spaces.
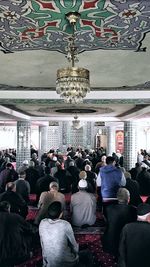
0 191 28 218
0 211 34 266
118 221 150 267
102 203 137 256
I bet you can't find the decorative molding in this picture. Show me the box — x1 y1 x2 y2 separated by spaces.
0 82 150 91
1 99 150 105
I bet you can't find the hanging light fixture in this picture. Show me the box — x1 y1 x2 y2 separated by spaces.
56 12 90 104
72 114 82 129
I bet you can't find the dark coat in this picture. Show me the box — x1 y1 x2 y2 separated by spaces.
86 170 96 193
102 203 137 256
54 169 71 193
118 221 150 267
15 179 30 203
0 211 33 266
36 174 56 198
0 168 18 193
125 178 142 207
137 168 150 195
67 166 79 193
25 167 40 193
0 191 28 218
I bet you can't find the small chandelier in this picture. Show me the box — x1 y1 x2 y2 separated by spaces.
56 12 90 104
72 114 81 129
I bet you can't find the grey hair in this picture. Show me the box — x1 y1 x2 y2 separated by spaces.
117 188 130 204
49 182 59 191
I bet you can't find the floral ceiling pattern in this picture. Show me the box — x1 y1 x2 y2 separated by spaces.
0 0 150 54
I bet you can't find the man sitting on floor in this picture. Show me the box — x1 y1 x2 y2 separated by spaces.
0 181 28 218
39 201 79 267
0 201 35 267
34 181 65 225
70 179 96 227
15 171 30 204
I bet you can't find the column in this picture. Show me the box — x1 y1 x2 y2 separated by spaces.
107 126 116 156
123 121 137 171
16 121 31 170
39 125 48 161
85 122 92 149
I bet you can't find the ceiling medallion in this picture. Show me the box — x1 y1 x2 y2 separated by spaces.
56 11 90 104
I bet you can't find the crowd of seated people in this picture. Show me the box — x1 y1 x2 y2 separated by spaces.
0 146 150 266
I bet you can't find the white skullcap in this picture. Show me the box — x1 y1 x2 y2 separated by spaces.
53 156 57 162
23 160 28 165
78 179 87 189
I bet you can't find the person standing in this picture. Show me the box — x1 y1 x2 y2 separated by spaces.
118 203 150 267
97 156 126 202
102 188 137 256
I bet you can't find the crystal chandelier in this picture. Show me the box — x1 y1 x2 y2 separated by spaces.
56 12 90 104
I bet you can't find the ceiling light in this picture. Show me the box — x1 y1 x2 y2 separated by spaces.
72 114 82 129
56 12 90 104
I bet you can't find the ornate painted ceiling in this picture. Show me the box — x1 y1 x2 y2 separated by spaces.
0 0 149 122
1 0 150 53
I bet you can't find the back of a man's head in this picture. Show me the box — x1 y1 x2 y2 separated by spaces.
48 201 62 220
6 163 13 169
23 160 28 166
85 164 91 172
29 160 35 168
6 182 16 192
49 181 59 191
19 171 26 179
117 188 130 204
106 156 115 165
69 161 74 167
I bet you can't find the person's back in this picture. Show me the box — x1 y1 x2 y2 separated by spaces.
129 163 142 180
0 201 34 266
25 161 40 193
35 167 56 200
35 182 65 225
71 179 96 227
0 182 28 218
67 162 79 194
118 222 150 267
101 166 122 199
102 188 137 256
137 167 150 195
0 163 18 193
39 201 79 267
85 165 97 193
15 171 30 203
54 166 71 193
98 157 125 200
124 172 142 207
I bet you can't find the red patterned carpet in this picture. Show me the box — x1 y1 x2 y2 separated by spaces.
16 231 117 267
16 194 117 267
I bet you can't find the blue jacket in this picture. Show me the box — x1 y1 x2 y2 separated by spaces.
100 165 122 198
